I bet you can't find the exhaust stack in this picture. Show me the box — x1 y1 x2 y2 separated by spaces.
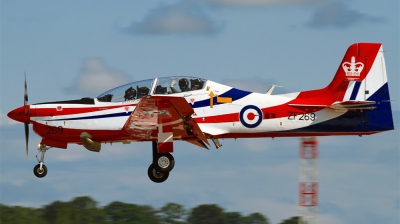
80 132 101 152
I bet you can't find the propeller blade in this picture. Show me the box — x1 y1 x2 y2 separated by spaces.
24 73 29 158
25 123 29 158
24 73 28 112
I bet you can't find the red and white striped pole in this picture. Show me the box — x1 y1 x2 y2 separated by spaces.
299 137 318 224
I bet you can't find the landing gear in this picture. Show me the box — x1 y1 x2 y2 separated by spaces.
33 144 51 178
154 153 175 173
148 164 169 183
33 164 47 178
148 141 175 183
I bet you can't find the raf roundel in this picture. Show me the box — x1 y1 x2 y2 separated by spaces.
239 105 263 128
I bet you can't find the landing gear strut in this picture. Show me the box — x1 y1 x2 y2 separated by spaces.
33 144 51 178
147 141 175 183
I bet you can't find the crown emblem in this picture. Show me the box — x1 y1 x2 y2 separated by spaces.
342 56 364 76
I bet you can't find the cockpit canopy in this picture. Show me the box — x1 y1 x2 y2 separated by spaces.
97 77 207 102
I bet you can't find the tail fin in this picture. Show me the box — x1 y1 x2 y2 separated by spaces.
329 43 388 103
294 43 394 132
333 43 393 131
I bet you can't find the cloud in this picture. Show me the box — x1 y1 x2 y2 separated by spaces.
66 59 131 96
305 2 386 29
201 0 337 7
123 2 223 35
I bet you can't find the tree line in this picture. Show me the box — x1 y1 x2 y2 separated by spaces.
0 196 301 224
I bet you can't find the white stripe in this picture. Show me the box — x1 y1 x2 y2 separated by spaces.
343 81 355 101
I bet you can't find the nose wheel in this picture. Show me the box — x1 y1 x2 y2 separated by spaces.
33 164 47 178
33 144 51 178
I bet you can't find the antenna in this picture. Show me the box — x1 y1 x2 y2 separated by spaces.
265 85 282 95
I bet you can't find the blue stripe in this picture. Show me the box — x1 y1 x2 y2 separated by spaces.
192 88 252 108
349 82 361 100
45 111 132 121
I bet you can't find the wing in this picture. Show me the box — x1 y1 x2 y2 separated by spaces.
122 96 209 152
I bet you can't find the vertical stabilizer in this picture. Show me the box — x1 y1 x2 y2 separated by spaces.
330 43 394 131
294 43 394 132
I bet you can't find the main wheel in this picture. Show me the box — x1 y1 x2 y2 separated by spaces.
148 164 169 183
33 164 47 178
154 153 175 173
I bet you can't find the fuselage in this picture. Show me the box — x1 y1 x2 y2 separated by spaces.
6 43 395 182
8 75 392 149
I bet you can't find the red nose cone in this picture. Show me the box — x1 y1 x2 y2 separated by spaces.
7 105 31 123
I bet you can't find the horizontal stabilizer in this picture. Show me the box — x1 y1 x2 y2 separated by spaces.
329 101 376 110
289 100 376 111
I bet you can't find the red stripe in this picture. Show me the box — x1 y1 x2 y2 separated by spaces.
193 104 325 124
31 120 381 149
32 121 129 143
193 112 238 123
33 104 136 117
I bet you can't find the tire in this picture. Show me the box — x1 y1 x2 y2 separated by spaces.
33 164 47 178
154 153 175 173
148 164 169 183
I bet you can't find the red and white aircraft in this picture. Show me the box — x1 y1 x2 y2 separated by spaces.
8 43 394 183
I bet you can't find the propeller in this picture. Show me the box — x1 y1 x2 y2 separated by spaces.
24 73 29 158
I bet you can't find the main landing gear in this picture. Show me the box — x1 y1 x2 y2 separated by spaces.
32 141 176 182
33 144 51 178
147 141 175 183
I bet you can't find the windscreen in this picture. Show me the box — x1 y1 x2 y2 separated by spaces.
97 79 154 102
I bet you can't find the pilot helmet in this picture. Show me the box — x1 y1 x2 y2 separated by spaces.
179 78 189 90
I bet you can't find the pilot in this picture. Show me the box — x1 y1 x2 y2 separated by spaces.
170 78 190 93
154 85 168 94
124 87 136 101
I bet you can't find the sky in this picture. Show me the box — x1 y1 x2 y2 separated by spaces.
1 0 399 223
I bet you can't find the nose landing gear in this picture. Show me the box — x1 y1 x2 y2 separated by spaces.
33 164 47 178
33 144 51 178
